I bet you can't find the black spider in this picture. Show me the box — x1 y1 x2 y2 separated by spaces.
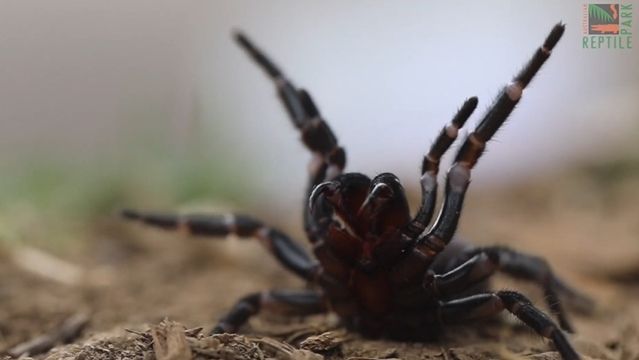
122 23 593 360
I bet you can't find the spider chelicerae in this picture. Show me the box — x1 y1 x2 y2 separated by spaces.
123 23 593 360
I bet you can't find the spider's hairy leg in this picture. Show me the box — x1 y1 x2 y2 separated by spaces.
464 22 565 150
461 246 594 332
211 289 325 335
423 253 497 298
234 32 346 243
403 97 478 240
121 210 317 281
415 23 565 261
439 291 580 360
234 32 346 181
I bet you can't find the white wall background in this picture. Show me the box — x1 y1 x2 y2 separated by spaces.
1 1 638 206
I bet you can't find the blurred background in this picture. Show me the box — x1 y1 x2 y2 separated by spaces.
0 1 638 358
1 0 638 250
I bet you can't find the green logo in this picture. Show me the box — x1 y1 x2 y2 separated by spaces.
582 3 633 49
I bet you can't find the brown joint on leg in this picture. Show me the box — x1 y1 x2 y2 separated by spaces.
422 234 446 254
177 218 191 235
223 214 237 234
328 147 346 169
275 77 287 88
542 325 556 338
445 123 459 139
456 133 485 168
259 291 273 309
404 222 424 237
468 294 504 319
488 294 505 314
422 154 440 174
509 301 522 314
326 147 346 179
469 253 498 281
255 227 274 250
505 81 524 101
422 247 438 257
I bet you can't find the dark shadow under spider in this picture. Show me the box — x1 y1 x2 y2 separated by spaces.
122 23 594 360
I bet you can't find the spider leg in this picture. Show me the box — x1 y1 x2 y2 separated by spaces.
439 291 580 360
234 33 346 243
121 209 317 281
461 246 594 332
211 289 325 335
424 253 497 298
415 23 565 261
402 97 478 240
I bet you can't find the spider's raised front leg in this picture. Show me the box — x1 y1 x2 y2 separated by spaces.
402 97 478 240
439 291 580 360
234 33 346 243
415 23 566 263
211 289 325 335
392 23 566 287
121 210 318 281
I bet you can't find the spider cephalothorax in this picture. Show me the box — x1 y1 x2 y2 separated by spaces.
123 23 592 360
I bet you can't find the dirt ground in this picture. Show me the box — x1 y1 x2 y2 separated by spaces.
1 166 638 360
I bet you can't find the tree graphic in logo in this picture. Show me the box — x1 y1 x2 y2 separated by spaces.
588 4 620 34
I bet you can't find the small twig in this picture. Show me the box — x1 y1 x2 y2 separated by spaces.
125 328 149 337
184 327 203 338
7 312 90 357
299 330 348 353
7 334 55 358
